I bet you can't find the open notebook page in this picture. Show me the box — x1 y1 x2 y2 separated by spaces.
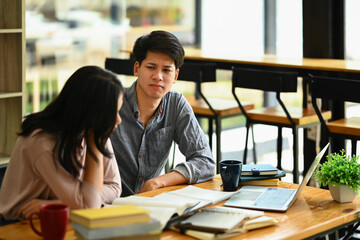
154 185 239 210
179 206 264 231
112 195 199 215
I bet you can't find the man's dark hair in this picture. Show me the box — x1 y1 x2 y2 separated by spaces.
132 30 185 69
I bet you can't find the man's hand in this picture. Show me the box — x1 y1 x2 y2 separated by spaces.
138 178 165 193
18 199 62 219
138 171 187 193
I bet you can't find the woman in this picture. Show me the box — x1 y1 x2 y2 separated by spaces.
0 66 123 224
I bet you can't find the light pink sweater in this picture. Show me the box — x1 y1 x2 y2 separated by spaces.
0 130 122 220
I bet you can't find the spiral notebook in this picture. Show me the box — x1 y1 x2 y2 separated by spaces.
225 143 329 212
170 206 278 239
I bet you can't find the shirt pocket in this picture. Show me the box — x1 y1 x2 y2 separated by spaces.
146 126 173 167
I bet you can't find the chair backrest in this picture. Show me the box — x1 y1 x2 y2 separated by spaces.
232 68 299 126
232 68 298 93
105 57 136 76
309 75 360 152
177 61 217 83
177 61 217 115
310 74 360 104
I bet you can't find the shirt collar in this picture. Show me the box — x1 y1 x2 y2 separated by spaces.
126 80 164 118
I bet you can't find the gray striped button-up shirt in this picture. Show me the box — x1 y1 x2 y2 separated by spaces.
110 81 215 197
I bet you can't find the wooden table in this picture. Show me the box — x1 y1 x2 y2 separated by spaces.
1 177 360 240
182 47 360 75
120 47 360 75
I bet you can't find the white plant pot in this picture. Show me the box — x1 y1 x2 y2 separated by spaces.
328 184 357 203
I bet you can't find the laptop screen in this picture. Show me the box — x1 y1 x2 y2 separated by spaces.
288 143 329 206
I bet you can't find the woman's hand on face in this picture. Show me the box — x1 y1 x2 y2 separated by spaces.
17 199 62 219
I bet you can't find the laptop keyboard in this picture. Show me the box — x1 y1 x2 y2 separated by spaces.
254 188 296 209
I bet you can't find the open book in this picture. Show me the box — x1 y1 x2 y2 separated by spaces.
112 186 238 229
112 196 198 229
170 206 278 240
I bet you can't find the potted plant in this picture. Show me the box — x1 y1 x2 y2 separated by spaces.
314 149 360 203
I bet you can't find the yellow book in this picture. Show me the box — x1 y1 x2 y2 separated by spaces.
240 178 280 186
70 205 151 229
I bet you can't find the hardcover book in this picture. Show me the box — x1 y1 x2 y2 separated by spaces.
70 205 151 229
240 178 280 186
72 219 161 240
241 164 279 176
240 170 286 182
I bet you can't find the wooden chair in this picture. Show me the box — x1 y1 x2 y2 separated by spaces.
232 68 331 183
309 74 360 156
105 57 135 76
177 62 254 171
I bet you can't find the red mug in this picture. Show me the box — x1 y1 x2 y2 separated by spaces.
29 203 70 240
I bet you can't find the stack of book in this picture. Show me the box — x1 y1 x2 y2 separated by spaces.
240 164 285 186
70 205 161 240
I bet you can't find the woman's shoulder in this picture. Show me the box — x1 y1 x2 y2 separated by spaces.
22 129 57 152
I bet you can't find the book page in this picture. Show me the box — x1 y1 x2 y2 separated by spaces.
169 225 244 240
162 186 238 205
206 206 264 218
179 207 264 231
243 216 278 230
139 206 178 229
112 195 198 215
153 191 207 211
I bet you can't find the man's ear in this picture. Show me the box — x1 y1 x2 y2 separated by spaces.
134 61 140 76
174 69 179 84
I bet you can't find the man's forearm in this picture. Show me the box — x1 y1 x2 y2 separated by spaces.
138 171 187 193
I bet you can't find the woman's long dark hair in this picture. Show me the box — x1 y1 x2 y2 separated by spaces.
19 66 123 178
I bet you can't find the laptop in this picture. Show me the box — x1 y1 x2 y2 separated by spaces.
224 143 329 212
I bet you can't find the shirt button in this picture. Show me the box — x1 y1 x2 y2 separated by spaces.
139 153 144 158
138 178 143 182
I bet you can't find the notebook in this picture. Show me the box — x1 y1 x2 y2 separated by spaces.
224 143 329 212
241 164 279 176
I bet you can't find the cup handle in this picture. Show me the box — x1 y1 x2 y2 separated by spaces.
29 212 42 237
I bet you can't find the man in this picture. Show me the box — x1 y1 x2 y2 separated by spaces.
111 30 215 197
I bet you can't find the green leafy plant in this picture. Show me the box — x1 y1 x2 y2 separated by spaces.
314 150 360 192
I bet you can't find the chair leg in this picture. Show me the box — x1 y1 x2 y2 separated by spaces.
351 140 357 156
243 123 251 164
215 116 222 173
208 118 213 150
250 125 257 164
293 128 299 184
277 127 283 170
